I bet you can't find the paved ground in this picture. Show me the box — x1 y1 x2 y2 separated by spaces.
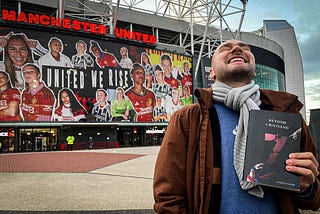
0 146 159 213
0 146 319 214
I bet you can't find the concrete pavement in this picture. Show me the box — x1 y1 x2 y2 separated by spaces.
1 146 319 214
0 146 160 213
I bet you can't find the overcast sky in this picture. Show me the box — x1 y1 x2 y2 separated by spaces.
241 0 320 115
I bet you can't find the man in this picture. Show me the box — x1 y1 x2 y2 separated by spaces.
153 40 320 213
160 54 180 89
92 89 112 122
125 63 156 122
153 97 167 122
180 61 193 94
152 64 172 99
0 71 21 121
38 37 73 69
119 47 133 69
89 40 120 68
66 135 75 151
20 63 55 121
71 40 94 69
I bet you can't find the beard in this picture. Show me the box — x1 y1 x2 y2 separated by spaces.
215 65 255 86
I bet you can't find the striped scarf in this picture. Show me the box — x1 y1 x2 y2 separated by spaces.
212 81 264 198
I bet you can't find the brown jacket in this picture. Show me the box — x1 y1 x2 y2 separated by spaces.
153 88 320 213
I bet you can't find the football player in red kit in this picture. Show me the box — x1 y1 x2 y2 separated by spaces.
20 63 55 121
0 71 21 121
125 63 156 122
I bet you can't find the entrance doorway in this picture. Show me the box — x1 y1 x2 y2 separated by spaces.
19 128 58 152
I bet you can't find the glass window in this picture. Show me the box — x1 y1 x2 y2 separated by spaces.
254 64 285 91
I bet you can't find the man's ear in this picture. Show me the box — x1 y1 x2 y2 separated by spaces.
209 68 216 80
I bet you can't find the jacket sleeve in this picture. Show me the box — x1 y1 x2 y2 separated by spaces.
153 110 189 213
296 120 320 211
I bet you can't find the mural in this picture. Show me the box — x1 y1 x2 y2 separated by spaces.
0 28 193 122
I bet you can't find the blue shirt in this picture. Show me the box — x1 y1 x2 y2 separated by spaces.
214 103 277 214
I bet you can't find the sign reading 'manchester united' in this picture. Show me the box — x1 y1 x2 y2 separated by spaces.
1 9 157 45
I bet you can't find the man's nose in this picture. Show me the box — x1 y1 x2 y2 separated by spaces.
232 46 242 54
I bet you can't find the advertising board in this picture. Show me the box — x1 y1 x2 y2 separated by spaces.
0 26 193 123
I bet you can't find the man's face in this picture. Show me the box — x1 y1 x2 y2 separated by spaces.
211 40 256 85
91 46 101 58
77 42 85 54
22 65 40 84
161 59 172 75
97 90 107 103
157 97 161 105
0 73 9 87
183 63 189 74
155 69 163 83
172 89 180 100
49 40 62 54
132 67 145 85
121 48 127 57
7 39 29 67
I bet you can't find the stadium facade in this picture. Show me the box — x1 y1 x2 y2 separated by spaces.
0 0 305 153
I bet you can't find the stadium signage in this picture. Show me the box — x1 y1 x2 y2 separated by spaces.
114 28 157 45
2 9 107 35
1 9 156 45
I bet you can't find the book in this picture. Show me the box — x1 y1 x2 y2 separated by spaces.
243 110 302 191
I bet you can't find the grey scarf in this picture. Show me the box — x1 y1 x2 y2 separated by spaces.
212 81 264 198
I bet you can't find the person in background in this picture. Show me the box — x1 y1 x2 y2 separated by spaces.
92 89 112 122
66 135 75 151
152 64 172 99
87 136 93 150
89 40 120 68
153 40 320 213
180 61 193 94
54 88 87 122
119 47 133 69
71 40 94 69
164 87 181 122
141 52 153 73
0 71 22 121
0 33 34 90
141 52 153 89
153 97 167 122
180 85 193 106
20 63 55 121
111 87 135 122
160 54 180 89
125 63 156 122
38 37 73 69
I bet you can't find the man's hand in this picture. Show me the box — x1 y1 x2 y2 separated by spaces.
286 152 319 193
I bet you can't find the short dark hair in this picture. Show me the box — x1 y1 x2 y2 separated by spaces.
160 54 172 65
131 63 145 74
154 64 163 72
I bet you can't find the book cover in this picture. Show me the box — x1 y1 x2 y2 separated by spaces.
243 110 302 191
